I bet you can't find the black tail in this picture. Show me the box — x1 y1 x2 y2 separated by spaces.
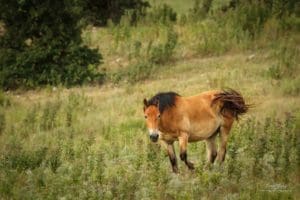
212 89 249 120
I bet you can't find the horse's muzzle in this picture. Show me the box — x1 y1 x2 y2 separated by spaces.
149 133 159 142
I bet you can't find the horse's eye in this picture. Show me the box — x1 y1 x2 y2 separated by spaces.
158 114 161 118
144 116 147 119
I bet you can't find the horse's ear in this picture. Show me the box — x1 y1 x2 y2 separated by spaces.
143 99 148 109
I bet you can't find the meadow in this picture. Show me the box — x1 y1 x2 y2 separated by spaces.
1 0 300 199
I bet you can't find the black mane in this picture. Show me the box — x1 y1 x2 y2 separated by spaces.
147 92 180 113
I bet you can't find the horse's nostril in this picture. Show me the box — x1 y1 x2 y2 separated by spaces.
150 133 159 141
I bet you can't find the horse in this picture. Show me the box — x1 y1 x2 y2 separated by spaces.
143 89 249 173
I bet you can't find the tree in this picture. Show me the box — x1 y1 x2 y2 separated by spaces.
0 0 102 89
83 0 150 26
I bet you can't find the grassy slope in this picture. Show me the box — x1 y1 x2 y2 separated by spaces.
14 53 300 117
149 0 195 14
2 51 299 199
1 1 300 199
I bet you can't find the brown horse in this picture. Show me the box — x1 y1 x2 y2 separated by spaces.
143 89 249 173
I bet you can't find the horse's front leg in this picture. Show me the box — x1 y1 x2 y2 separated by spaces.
166 142 178 173
178 132 194 170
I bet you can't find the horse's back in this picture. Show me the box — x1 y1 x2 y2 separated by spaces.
173 90 223 139
181 90 221 112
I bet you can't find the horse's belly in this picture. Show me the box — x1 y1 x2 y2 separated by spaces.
160 132 178 142
188 121 221 142
188 135 206 142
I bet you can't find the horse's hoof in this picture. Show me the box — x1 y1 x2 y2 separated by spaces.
188 162 195 170
204 163 212 170
172 167 179 173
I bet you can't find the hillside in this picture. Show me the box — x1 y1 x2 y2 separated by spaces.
1 51 300 198
0 0 300 199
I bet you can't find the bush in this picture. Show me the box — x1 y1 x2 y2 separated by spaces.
82 0 150 26
127 62 154 83
269 41 299 80
0 0 103 90
147 4 177 25
41 101 62 131
2 146 48 171
0 90 10 107
188 0 212 21
0 109 5 134
109 26 178 84
149 27 178 64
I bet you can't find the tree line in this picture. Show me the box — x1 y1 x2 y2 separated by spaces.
0 0 149 90
0 0 298 90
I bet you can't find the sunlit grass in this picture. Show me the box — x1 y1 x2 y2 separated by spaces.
1 1 300 198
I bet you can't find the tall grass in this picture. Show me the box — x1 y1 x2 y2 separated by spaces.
0 90 299 199
0 0 299 199
82 0 299 86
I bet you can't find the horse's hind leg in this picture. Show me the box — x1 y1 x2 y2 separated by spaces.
205 135 218 164
178 132 194 170
217 118 234 163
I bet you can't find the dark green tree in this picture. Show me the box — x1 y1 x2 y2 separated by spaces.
83 0 150 26
0 0 102 89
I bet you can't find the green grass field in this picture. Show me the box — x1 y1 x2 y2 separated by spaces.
1 0 300 199
149 0 195 14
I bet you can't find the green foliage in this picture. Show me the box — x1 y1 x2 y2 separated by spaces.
82 0 150 26
2 145 47 171
0 0 299 197
146 4 177 24
188 0 212 21
41 100 61 131
0 94 299 199
280 78 300 96
0 109 5 134
266 39 300 96
0 91 11 107
127 62 154 83
181 0 300 57
195 20 230 55
268 40 299 80
149 27 178 64
65 92 92 127
0 0 103 90
0 91 9 135
109 26 178 84
47 148 62 173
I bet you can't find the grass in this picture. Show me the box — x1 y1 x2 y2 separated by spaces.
1 0 300 199
0 51 299 199
149 0 195 14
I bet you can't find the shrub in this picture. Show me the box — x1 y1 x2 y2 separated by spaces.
2 146 48 171
0 109 5 134
127 62 154 83
110 26 178 84
149 27 178 64
0 90 10 107
82 0 150 26
147 4 177 25
188 0 212 21
0 0 103 90
41 101 61 131
267 40 299 80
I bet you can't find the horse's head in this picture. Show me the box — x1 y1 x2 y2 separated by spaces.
143 98 161 142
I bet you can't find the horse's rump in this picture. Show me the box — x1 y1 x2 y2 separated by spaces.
212 89 249 119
